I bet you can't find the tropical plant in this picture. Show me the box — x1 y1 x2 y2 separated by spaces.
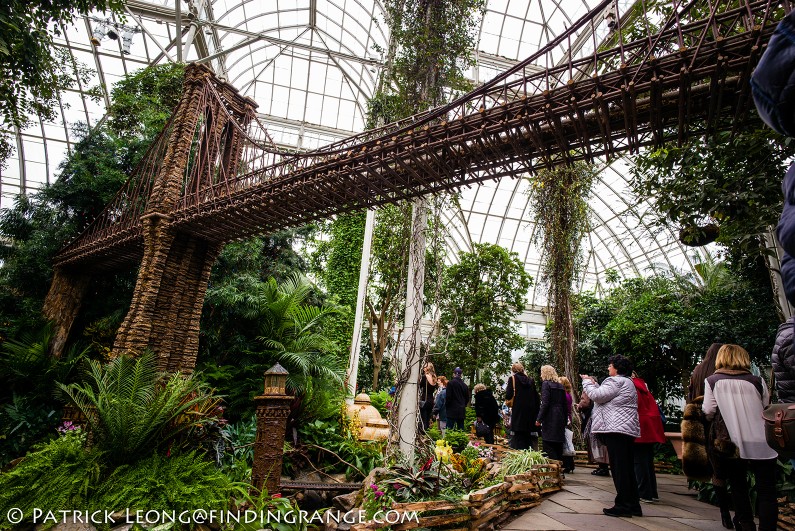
0 324 89 465
92 451 246 514
200 272 344 422
0 430 104 525
56 352 221 465
443 430 469 453
498 450 548 478
434 243 531 387
528 161 597 386
385 462 447 501
296 419 385 480
630 129 792 258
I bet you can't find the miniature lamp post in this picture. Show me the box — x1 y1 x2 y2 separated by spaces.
251 363 292 494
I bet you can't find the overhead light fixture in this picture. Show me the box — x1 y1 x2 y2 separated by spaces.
91 21 108 46
605 11 617 31
90 19 139 54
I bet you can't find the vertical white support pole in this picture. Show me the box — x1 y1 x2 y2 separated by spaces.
175 0 183 62
397 197 428 462
763 229 795 321
345 208 376 403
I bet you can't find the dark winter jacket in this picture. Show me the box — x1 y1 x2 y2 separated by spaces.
432 387 447 421
537 380 567 443
752 10 795 304
445 376 470 419
772 317 795 403
505 372 540 434
474 388 500 427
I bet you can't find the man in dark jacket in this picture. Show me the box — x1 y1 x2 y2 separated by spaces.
445 367 470 431
505 361 540 450
752 10 795 304
773 318 795 403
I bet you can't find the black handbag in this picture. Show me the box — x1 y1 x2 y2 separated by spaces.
475 420 491 438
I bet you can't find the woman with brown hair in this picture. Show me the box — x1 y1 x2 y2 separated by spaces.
505 361 540 450
419 362 437 431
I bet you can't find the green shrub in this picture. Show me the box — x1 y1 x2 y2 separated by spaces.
369 390 390 417
499 450 548 478
465 407 477 429
57 352 222 464
297 419 385 479
93 451 246 513
0 431 104 525
426 425 442 441
443 430 469 452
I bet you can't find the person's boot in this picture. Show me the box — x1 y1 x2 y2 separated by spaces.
714 485 733 529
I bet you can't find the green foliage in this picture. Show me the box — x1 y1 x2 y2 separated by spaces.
443 429 469 452
385 462 447 501
311 213 364 362
498 450 548 478
426 425 442 441
573 257 778 400
0 432 247 529
375 0 485 118
0 63 184 337
369 390 391 417
0 431 104 525
93 451 245 514
0 0 123 166
57 352 221 465
200 272 344 422
630 129 794 258
296 419 385 480
219 416 257 483
528 162 597 383
435 243 531 388
0 324 89 465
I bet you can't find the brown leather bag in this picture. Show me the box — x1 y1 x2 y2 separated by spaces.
505 374 516 408
762 403 795 456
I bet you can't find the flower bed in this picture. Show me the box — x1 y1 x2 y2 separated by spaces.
351 462 563 531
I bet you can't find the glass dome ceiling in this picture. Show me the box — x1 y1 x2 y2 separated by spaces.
0 0 706 323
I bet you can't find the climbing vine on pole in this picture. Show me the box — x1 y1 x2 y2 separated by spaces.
528 162 596 386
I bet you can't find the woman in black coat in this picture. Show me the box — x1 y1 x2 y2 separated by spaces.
474 383 500 444
536 365 567 462
505 361 540 450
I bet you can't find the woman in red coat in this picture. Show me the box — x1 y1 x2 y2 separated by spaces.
632 373 666 502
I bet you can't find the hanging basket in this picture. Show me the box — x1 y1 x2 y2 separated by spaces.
678 224 719 247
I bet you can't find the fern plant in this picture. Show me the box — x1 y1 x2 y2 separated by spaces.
0 431 104 525
57 352 221 464
92 451 247 514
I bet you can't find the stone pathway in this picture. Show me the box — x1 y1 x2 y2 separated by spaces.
500 469 732 530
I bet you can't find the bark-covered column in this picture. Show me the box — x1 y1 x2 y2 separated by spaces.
42 267 91 358
252 364 291 494
112 64 256 372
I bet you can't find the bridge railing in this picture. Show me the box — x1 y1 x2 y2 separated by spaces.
178 0 777 213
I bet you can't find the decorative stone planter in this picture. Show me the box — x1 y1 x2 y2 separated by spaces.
665 431 684 460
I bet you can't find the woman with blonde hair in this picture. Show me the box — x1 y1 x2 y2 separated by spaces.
703 344 777 530
536 365 567 462
505 361 540 450
474 383 500 444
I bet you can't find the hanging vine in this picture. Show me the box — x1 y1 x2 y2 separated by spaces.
527 162 596 387
366 0 484 459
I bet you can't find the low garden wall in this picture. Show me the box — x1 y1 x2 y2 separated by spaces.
350 462 563 531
